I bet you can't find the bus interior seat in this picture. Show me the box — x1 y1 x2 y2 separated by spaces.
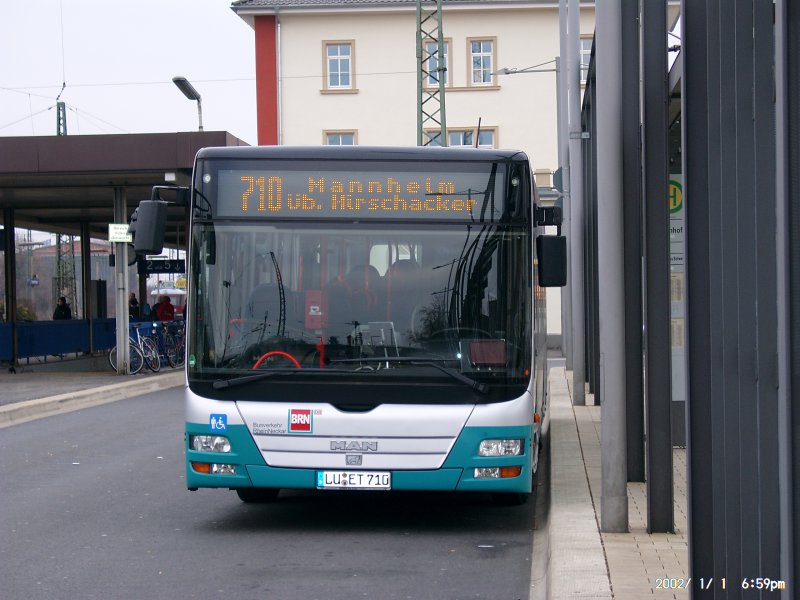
346 264 385 320
245 283 296 334
387 258 426 342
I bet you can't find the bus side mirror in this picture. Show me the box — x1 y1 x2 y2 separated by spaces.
536 235 567 287
131 200 168 255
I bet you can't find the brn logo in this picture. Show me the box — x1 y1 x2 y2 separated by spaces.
288 409 312 433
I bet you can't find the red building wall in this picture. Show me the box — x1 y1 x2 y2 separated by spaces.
254 16 279 145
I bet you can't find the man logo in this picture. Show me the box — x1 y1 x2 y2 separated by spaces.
288 409 312 433
330 440 378 452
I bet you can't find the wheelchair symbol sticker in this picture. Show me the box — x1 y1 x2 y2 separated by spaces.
209 414 227 432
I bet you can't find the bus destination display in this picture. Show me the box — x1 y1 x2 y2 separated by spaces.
214 169 503 220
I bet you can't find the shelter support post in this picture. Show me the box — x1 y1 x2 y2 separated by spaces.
595 0 628 533
113 187 130 374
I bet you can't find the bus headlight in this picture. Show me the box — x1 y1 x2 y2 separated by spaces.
191 462 236 475
474 466 523 479
479 439 523 456
190 435 231 453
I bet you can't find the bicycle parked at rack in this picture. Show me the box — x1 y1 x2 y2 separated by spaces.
161 321 185 368
108 322 161 374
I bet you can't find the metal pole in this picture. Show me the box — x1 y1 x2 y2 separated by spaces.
80 222 93 352
775 0 791 586
595 0 628 533
642 0 673 534
621 0 645 484
113 187 130 374
681 0 714 587
775 0 798 590
567 0 585 405
557 2 573 368
3 209 18 368
416 0 423 146
196 98 203 132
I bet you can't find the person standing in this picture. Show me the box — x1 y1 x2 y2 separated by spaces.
52 296 72 320
156 295 175 321
129 292 140 320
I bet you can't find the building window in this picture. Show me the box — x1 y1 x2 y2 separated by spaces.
580 36 593 84
424 39 449 86
324 131 356 145
324 41 355 90
425 127 496 148
449 128 496 148
469 38 495 86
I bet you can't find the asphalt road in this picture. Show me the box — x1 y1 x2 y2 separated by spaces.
0 387 549 600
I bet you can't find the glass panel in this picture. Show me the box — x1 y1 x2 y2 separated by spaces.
327 44 352 89
470 40 493 85
212 161 506 221
477 130 494 147
327 133 355 146
8 229 128 321
188 222 531 396
426 132 442 146
425 41 448 85
449 131 474 148
580 37 593 82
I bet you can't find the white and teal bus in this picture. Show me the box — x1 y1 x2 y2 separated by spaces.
134 146 565 504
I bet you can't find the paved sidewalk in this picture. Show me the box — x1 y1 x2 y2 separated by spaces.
0 357 184 427
548 366 689 599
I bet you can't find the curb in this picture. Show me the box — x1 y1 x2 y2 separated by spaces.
0 370 184 428
546 367 613 599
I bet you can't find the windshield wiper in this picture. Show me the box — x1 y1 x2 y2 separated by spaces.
212 368 302 390
211 367 355 389
329 357 488 394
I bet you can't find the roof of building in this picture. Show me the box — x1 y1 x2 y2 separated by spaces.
232 0 571 10
0 131 248 249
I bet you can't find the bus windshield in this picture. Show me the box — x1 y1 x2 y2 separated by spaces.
187 153 533 404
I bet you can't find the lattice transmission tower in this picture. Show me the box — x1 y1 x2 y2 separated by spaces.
416 0 447 146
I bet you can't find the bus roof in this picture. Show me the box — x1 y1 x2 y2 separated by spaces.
195 145 530 163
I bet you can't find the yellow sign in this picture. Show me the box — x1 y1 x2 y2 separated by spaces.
668 179 683 214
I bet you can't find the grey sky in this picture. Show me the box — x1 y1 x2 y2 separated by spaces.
0 0 257 144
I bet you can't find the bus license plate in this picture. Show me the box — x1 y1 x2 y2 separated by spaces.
316 471 391 490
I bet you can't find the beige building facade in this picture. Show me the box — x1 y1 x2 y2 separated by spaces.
233 0 596 181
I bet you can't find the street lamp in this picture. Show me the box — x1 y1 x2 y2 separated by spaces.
172 76 203 131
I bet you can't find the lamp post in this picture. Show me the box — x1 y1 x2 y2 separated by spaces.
172 76 203 132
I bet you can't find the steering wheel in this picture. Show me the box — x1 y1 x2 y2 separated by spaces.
252 350 302 370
